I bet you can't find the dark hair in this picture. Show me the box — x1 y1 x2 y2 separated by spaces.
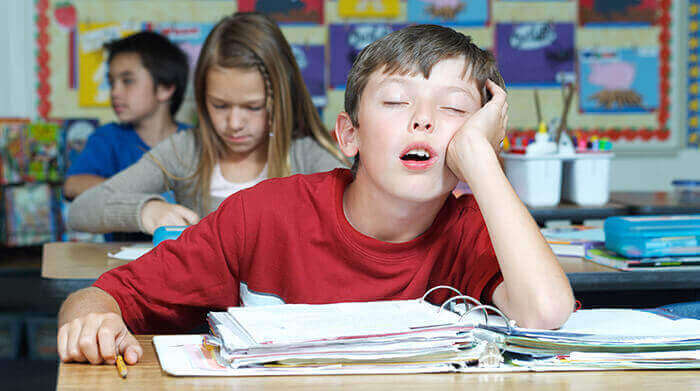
105 31 189 116
345 24 505 128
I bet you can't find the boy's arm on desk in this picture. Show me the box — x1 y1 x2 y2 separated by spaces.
57 287 143 366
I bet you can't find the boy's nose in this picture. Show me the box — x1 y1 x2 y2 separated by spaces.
412 118 433 133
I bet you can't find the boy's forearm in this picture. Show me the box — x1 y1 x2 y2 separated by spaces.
458 141 574 329
58 287 122 326
63 175 105 200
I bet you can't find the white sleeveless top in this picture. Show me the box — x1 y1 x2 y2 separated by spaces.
210 163 268 198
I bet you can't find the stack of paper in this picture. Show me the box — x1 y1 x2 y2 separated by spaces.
204 300 485 372
484 309 700 370
585 246 700 271
153 302 700 376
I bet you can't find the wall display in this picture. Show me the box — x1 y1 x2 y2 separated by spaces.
338 0 401 18
579 0 658 27
407 0 489 26
496 22 575 86
578 47 659 113
36 0 680 152
238 0 324 24
689 0 700 148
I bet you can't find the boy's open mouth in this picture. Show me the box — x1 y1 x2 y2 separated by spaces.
399 144 438 170
400 149 432 161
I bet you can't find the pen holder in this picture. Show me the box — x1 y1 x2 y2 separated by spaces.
502 153 563 207
561 153 614 206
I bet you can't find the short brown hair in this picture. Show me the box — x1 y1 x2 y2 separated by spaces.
344 24 505 128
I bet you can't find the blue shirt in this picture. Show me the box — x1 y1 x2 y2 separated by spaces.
66 121 191 178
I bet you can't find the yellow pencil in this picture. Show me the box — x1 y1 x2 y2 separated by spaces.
116 354 128 378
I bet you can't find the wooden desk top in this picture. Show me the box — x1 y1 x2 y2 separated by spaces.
42 242 700 292
611 191 700 215
56 335 700 391
42 242 614 280
42 242 133 279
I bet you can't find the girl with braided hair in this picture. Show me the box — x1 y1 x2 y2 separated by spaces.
68 13 347 235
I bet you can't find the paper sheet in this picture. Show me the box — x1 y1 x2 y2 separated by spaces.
107 244 153 260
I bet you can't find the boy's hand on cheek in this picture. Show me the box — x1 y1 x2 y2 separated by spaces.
447 80 508 182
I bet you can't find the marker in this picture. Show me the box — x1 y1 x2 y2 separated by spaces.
590 136 599 151
116 354 128 379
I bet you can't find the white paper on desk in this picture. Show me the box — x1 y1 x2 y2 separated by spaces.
107 244 154 260
152 335 529 377
225 300 461 346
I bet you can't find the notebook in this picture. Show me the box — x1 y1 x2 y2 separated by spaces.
541 226 605 257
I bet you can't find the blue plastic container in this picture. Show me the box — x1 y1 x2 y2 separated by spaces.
152 226 187 247
604 215 700 258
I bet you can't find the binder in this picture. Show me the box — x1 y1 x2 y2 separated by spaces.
153 286 700 376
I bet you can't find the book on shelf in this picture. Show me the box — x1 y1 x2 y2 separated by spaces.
541 225 605 257
585 245 700 271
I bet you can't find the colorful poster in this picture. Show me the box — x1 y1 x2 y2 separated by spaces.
78 22 142 107
579 0 657 26
291 44 327 107
237 0 323 24
61 118 99 173
496 23 575 87
4 183 58 246
407 0 489 26
579 48 659 113
338 0 400 18
26 121 63 182
0 119 29 185
148 22 214 101
329 23 405 88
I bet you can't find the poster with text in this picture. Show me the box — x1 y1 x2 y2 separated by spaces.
78 22 142 107
579 0 657 26
338 0 400 18
329 23 405 88
407 0 489 26
238 0 323 24
148 22 214 101
496 22 575 87
291 44 327 107
579 47 659 113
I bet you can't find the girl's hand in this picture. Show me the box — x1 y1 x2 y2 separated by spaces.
140 200 200 235
447 79 508 181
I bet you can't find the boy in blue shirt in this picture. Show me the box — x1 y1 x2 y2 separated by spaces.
63 31 190 200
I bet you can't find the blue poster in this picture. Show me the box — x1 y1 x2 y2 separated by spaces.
291 44 327 107
496 22 575 87
407 0 489 26
579 47 659 113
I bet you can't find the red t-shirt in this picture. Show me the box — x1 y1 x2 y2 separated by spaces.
94 169 503 333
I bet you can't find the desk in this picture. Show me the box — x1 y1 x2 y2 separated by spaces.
55 335 700 391
42 242 700 296
611 191 700 215
528 201 629 226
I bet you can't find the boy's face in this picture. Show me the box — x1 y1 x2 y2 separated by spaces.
108 52 161 124
350 57 481 202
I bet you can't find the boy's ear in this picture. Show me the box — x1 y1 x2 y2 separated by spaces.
156 84 176 103
335 112 359 158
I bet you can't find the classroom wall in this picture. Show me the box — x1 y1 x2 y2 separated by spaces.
0 1 698 192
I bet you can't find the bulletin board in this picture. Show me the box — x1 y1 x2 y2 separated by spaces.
37 0 684 153
688 0 700 148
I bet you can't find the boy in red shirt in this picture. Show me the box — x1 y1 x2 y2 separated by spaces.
57 25 574 366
